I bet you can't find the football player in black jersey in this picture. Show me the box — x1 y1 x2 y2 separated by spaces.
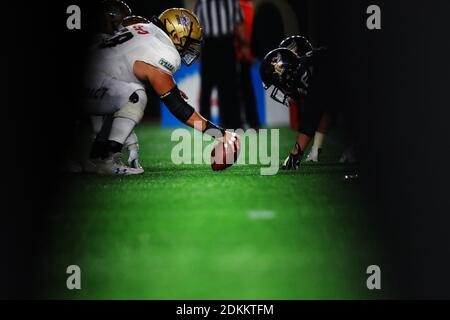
279 36 333 163
260 36 332 170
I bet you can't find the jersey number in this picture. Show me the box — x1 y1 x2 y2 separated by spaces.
132 24 149 35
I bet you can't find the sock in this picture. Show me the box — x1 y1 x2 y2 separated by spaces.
106 140 123 155
90 140 124 159
125 131 138 149
312 132 325 150
127 138 139 163
108 117 136 145
128 148 139 163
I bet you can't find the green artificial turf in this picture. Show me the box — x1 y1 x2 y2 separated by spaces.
37 124 387 299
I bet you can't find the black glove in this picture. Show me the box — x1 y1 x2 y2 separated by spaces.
281 143 303 170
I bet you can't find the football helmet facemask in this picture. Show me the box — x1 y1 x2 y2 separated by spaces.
158 8 203 66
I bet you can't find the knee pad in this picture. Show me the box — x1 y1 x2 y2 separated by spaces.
114 89 147 123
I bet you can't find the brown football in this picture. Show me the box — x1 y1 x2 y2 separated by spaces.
211 137 240 171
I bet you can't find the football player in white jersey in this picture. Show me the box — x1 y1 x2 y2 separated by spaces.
85 8 238 175
86 3 149 173
63 0 136 173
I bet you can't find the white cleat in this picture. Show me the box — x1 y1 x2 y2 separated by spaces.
305 147 321 162
129 158 144 171
96 152 144 175
128 149 144 172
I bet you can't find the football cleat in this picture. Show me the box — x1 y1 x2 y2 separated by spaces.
281 144 303 170
281 153 301 170
127 146 143 171
305 147 322 162
129 158 143 171
96 152 144 175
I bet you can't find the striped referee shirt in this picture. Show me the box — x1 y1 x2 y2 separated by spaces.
194 0 244 38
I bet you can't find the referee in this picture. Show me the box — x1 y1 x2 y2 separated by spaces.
195 0 252 129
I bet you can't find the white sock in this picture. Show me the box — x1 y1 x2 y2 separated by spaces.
127 133 139 162
108 117 136 145
125 131 138 148
312 131 325 150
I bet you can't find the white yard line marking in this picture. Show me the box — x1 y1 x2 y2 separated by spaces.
248 210 275 220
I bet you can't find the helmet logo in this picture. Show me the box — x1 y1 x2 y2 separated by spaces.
176 13 191 32
271 53 285 77
182 13 191 27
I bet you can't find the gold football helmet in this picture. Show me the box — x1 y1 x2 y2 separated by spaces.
158 8 203 66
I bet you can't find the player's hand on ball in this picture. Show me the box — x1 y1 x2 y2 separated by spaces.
211 132 240 171
219 131 239 153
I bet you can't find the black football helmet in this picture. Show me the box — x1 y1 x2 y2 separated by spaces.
260 48 302 105
122 15 150 27
100 0 132 34
279 35 313 57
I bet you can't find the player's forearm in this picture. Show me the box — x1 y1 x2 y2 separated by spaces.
185 111 207 131
186 112 226 139
160 86 196 122
160 86 225 138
